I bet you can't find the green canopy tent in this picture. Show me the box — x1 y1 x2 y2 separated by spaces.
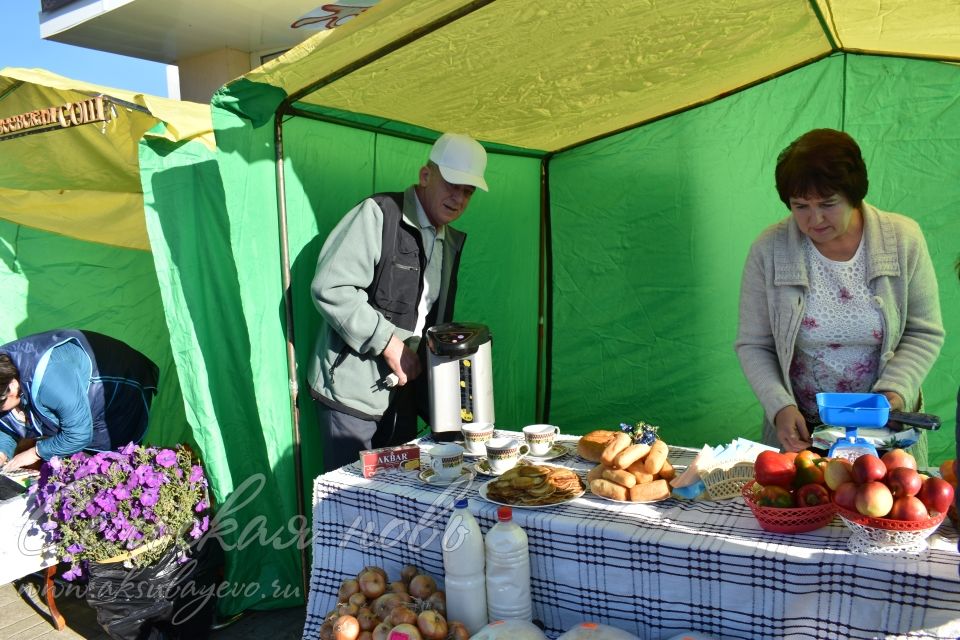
0 68 309 618
0 67 214 450
163 0 959 614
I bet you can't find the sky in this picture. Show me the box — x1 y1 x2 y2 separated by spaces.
1 3 168 96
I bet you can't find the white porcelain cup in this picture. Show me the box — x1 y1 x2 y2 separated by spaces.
430 443 464 481
484 437 530 474
522 424 560 457
461 422 495 454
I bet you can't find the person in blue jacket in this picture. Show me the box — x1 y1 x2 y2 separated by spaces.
0 329 158 470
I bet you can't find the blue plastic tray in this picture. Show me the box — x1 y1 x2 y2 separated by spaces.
816 392 890 427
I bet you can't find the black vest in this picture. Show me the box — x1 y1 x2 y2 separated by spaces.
366 192 461 333
0 330 158 452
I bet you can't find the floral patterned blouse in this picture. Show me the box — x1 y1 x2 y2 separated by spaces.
791 235 883 424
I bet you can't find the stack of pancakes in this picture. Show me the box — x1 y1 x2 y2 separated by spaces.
486 463 585 506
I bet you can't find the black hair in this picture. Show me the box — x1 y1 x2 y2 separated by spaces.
775 128 868 208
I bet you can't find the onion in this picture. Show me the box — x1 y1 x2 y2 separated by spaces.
320 620 335 640
356 608 379 632
407 574 437 601
358 632 373 640
388 605 418 626
358 569 387 599
447 621 469 640
339 579 361 602
416 610 447 640
372 593 401 620
348 592 367 608
333 615 361 640
400 564 420 584
337 602 359 617
372 622 393 640
425 591 445 616
389 581 409 594
390 623 424 640
361 566 389 582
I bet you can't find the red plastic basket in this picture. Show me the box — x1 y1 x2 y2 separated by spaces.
741 480 837 533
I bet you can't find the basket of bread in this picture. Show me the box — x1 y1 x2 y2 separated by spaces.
578 424 676 503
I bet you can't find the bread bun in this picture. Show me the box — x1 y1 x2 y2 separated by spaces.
577 430 619 462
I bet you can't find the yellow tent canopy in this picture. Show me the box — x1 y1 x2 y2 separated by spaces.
239 0 960 152
0 67 213 250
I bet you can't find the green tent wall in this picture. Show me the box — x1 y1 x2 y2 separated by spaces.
0 69 215 455
148 0 960 616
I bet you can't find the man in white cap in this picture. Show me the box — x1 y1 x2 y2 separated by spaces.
308 133 489 470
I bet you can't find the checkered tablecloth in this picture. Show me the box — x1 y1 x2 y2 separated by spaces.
304 434 960 640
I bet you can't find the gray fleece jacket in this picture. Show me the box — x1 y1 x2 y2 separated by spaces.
308 186 464 420
735 203 944 444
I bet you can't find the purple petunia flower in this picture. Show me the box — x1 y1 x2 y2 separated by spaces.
189 466 204 483
67 543 84 554
140 488 159 507
189 515 209 539
63 565 84 581
143 469 164 488
194 499 209 513
112 485 131 500
120 442 136 456
155 449 177 468
118 525 139 542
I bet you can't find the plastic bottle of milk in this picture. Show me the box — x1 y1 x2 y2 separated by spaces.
484 506 533 621
442 498 488 633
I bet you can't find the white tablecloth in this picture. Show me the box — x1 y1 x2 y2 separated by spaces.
0 491 56 585
304 434 960 640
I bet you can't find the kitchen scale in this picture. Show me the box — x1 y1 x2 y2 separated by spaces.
817 393 940 461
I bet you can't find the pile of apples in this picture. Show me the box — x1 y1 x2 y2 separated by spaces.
320 564 469 640
826 449 955 521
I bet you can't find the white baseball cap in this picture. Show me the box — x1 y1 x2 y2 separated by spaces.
429 133 489 191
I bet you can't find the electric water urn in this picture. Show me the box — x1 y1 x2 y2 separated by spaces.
426 322 495 441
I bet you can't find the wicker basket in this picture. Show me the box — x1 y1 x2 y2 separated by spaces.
701 461 756 500
835 504 946 554
741 480 837 533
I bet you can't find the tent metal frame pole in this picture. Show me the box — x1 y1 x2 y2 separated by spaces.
536 155 553 423
274 112 310 598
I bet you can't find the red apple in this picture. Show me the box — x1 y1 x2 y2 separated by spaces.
833 481 859 511
888 496 929 521
855 481 893 517
886 467 923 497
916 477 955 515
881 448 918 472
852 454 887 484
824 458 854 490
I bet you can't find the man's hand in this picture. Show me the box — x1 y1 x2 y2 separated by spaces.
774 405 811 452
382 335 421 386
0 452 7 467
4 446 40 472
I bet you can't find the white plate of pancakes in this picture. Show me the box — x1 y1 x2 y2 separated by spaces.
478 463 585 508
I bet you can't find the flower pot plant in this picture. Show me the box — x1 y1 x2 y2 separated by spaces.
32 442 211 581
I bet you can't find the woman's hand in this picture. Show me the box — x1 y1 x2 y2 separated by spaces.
880 391 905 412
3 446 40 472
774 405 812 452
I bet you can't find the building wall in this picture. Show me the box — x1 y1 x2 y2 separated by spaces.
177 47 251 103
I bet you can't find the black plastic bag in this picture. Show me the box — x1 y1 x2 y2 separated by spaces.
86 538 223 640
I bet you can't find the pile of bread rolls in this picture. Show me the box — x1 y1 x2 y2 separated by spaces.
578 430 675 502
